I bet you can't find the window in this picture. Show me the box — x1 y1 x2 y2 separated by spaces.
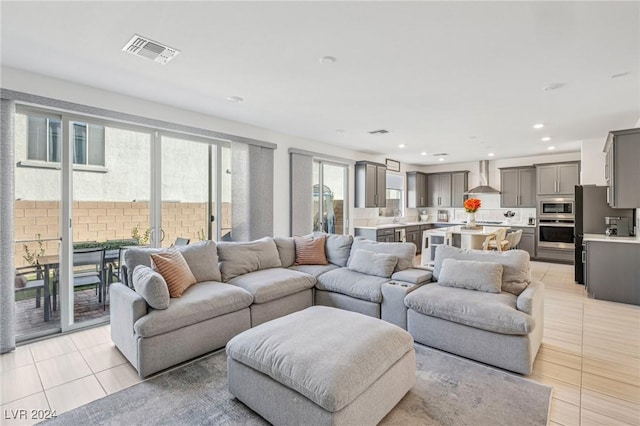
27 116 105 166
380 172 404 217
71 121 105 166
27 116 61 162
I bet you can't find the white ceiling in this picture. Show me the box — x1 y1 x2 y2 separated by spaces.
1 1 638 165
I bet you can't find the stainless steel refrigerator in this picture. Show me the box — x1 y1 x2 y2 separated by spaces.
574 185 634 283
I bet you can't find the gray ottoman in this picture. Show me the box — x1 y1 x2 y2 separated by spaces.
226 306 416 425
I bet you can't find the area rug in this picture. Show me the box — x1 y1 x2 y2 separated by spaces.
44 344 552 425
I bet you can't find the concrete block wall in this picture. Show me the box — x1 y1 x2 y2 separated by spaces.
14 200 232 267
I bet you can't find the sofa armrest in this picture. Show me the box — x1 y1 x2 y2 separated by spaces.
110 282 147 373
391 268 433 285
516 280 544 316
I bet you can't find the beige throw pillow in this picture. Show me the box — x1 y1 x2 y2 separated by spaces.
150 250 197 298
294 235 328 265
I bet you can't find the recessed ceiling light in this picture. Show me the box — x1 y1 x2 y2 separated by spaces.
469 136 477 139
319 56 336 64
547 146 555 150
438 158 444 162
533 123 544 129
488 153 495 157
398 144 406 148
421 152 427 156
335 129 345 134
541 136 551 142
227 96 244 103
543 83 565 91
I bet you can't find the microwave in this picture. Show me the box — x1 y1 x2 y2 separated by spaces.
538 198 575 219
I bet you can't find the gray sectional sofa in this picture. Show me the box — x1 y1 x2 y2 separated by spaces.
110 233 543 378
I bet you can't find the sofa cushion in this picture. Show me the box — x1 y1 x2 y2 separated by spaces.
228 268 315 304
150 250 197 298
312 232 353 267
178 240 221 282
405 285 534 335
316 267 389 303
132 265 170 310
348 249 398 278
123 247 163 287
433 245 530 296
391 268 433 284
123 242 222 286
438 259 503 293
274 237 295 268
288 263 339 278
294 235 328 265
217 237 282 282
134 281 253 338
347 237 415 272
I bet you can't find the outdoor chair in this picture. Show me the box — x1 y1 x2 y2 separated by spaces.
73 247 107 308
174 237 190 246
14 265 46 309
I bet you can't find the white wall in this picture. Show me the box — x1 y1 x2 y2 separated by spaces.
580 138 607 185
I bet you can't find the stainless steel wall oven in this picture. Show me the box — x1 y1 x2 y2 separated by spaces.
538 219 575 250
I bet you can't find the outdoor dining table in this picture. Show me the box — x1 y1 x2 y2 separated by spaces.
36 249 121 321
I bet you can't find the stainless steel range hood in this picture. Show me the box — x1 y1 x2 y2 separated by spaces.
465 160 500 194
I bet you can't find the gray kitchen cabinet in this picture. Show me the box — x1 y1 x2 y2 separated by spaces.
406 171 428 208
509 226 535 258
355 161 387 208
585 241 640 305
605 129 640 208
536 162 580 195
500 167 536 207
405 225 421 253
427 172 459 207
451 171 469 207
354 227 395 242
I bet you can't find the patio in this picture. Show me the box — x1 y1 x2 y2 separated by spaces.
15 288 110 338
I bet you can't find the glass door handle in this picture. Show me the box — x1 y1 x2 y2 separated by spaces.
210 215 215 222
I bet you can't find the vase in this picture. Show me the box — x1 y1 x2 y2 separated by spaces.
466 212 476 228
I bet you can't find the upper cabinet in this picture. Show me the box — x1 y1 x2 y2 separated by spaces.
605 129 640 208
426 171 468 208
355 161 387 208
406 171 428 208
500 167 536 207
450 171 469 207
536 162 580 196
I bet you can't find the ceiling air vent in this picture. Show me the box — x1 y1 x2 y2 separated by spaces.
368 129 390 135
122 34 180 65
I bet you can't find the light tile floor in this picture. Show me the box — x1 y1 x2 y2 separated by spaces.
1 261 638 425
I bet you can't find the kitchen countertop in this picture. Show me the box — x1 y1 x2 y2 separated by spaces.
425 225 510 236
583 233 640 244
354 221 535 230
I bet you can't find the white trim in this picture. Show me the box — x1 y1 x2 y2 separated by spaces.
17 160 108 173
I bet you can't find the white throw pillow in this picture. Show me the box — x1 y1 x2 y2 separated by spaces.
437 258 503 293
347 249 398 278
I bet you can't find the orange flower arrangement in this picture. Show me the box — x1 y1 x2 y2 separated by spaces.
464 198 481 213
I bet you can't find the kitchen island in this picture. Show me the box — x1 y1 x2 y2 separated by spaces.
421 225 509 267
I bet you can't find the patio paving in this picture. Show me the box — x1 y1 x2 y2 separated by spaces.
15 288 110 338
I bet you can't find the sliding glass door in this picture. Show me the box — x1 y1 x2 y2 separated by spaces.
70 119 152 326
160 134 220 246
14 107 228 340
312 160 348 234
13 111 63 339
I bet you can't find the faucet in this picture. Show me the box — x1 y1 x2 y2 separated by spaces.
393 209 402 223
